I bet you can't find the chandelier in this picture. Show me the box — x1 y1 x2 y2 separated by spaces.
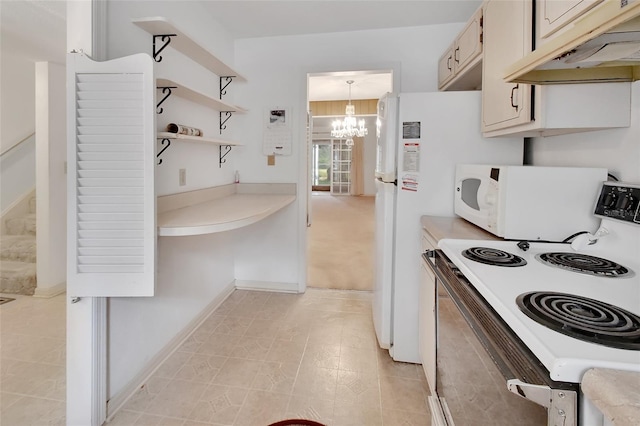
331 80 368 146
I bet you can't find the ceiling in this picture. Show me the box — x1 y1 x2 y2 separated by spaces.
308 71 393 102
203 1 482 39
204 0 481 101
0 0 481 101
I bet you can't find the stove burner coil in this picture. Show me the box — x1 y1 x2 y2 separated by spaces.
536 252 632 277
462 247 527 267
517 292 640 350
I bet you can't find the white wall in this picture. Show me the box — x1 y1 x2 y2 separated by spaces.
108 0 240 195
0 47 36 153
105 0 240 401
233 23 464 287
529 81 640 182
0 48 36 211
362 116 377 196
109 232 235 397
34 62 67 296
1 0 64 209
234 23 463 184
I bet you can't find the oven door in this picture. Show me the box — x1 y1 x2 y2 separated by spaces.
422 250 456 426
430 250 577 426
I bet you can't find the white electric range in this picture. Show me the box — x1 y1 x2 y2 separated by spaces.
432 181 640 426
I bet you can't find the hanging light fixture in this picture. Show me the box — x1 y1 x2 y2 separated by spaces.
331 80 368 146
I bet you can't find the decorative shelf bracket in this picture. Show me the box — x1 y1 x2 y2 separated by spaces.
219 145 232 168
152 34 176 62
156 86 177 114
157 138 171 165
220 111 233 134
219 76 235 100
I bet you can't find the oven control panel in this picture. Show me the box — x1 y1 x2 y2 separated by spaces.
594 182 640 224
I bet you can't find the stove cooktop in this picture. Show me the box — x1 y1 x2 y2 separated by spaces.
536 252 632 278
462 247 527 267
516 291 640 350
438 233 640 383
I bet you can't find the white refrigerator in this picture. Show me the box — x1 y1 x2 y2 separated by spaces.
373 91 524 363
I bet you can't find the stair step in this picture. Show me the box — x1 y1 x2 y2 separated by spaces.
29 196 36 214
0 260 37 296
5 214 36 236
1 235 36 262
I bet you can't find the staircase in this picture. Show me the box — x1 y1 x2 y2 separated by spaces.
0 197 37 295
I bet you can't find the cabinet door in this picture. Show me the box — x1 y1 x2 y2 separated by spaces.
481 0 533 133
437 46 455 89
67 52 156 297
419 259 437 394
538 0 603 40
453 7 483 74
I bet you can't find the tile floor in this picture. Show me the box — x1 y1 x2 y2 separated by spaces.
1 289 432 425
0 292 67 425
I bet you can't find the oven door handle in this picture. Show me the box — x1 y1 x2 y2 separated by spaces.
507 379 552 407
422 250 437 271
507 379 577 425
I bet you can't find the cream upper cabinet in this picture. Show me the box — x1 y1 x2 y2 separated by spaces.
437 46 455 88
538 0 604 40
438 7 483 91
455 9 484 71
481 0 533 133
481 0 631 138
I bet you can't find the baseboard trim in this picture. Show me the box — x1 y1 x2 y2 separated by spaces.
105 281 235 421
33 281 66 298
234 280 299 293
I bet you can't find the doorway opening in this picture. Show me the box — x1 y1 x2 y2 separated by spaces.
306 70 393 291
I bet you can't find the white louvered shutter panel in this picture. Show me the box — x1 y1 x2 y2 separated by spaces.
67 52 156 297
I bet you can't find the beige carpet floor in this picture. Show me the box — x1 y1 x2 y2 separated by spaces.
307 193 375 291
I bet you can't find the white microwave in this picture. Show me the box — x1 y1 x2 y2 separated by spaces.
454 164 608 241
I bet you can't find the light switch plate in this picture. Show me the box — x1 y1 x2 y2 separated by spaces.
179 168 186 186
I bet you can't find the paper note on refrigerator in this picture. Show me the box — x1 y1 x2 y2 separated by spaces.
402 143 420 172
401 173 419 191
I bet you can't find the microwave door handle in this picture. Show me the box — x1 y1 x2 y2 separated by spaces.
477 180 490 209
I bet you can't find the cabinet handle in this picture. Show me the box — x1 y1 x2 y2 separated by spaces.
447 56 452 71
510 84 519 111
454 47 460 63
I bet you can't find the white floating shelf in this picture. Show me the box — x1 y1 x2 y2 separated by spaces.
157 184 297 236
158 193 296 236
132 16 247 81
156 78 246 113
157 132 242 146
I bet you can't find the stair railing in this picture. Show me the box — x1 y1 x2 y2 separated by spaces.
1 132 37 215
0 132 36 159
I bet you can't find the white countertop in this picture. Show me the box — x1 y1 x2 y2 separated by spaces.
582 368 640 426
420 215 499 244
157 183 296 236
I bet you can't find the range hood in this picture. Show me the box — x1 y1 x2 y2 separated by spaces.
506 0 640 84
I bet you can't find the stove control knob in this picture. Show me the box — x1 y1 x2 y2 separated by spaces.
617 194 635 211
603 191 617 208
